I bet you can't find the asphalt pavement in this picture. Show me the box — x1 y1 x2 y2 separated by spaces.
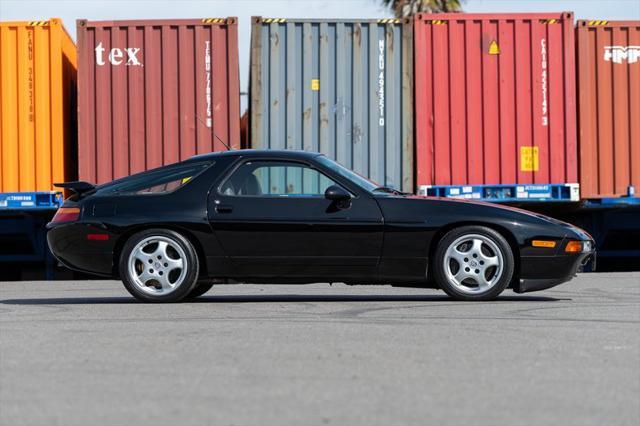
1 273 639 426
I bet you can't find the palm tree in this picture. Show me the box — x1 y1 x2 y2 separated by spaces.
381 0 463 17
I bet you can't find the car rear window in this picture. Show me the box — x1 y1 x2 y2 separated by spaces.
101 161 212 195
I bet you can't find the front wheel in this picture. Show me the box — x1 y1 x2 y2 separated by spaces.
119 229 200 302
433 226 514 301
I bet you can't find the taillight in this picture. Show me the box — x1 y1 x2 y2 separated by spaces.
51 207 80 223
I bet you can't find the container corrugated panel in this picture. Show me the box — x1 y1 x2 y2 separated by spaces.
414 13 578 189
577 20 640 199
77 18 241 184
0 18 77 192
250 17 414 192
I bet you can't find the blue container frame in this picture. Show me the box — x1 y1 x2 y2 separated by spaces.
419 183 580 202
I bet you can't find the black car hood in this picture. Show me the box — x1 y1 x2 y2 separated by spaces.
406 195 575 227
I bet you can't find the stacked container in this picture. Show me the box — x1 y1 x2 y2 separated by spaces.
576 20 640 199
76 18 241 185
249 17 414 192
414 12 578 197
0 18 77 194
0 18 76 277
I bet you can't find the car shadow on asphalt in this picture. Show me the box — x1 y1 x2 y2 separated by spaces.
0 294 567 305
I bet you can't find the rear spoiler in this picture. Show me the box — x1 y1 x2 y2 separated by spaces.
54 181 96 196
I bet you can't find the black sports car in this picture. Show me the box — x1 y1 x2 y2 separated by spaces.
47 150 595 302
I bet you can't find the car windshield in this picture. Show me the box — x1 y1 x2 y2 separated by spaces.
315 155 380 193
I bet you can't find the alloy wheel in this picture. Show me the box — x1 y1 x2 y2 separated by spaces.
442 233 504 295
127 236 188 295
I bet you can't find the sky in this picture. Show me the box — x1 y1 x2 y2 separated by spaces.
2 0 639 109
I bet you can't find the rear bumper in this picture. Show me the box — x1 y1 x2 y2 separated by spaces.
47 223 115 276
514 249 596 293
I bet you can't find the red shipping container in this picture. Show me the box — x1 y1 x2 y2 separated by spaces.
414 13 578 190
77 18 240 184
577 20 640 199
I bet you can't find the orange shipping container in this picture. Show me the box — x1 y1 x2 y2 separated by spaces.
0 18 77 193
577 20 640 198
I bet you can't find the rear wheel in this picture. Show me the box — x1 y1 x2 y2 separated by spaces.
119 229 199 302
433 226 514 301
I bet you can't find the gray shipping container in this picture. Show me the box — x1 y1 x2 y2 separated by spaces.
249 17 414 192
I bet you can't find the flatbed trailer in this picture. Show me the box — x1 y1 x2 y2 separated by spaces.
0 192 62 279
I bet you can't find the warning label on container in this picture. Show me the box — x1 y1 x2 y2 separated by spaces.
488 40 500 55
311 79 319 91
521 146 540 172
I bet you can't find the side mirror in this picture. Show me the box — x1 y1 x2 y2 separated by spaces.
324 185 351 202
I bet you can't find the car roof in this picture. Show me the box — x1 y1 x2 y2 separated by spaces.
188 149 323 162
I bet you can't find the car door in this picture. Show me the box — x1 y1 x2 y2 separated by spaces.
207 158 384 280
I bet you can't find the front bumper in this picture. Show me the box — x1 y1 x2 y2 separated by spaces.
514 241 596 293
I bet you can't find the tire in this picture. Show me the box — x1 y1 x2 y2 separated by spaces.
433 226 514 301
185 281 214 300
119 229 200 302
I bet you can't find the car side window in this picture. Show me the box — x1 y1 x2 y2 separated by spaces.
220 161 337 197
105 162 212 195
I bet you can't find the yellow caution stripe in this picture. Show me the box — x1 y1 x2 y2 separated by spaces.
540 19 559 24
378 18 401 24
28 20 48 26
262 18 286 23
588 20 609 26
431 20 447 25
201 18 226 24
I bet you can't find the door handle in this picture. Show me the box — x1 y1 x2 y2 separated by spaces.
215 204 233 214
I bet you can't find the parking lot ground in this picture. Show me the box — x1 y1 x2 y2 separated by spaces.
1 273 639 426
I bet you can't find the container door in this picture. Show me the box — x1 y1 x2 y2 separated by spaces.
208 159 384 279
